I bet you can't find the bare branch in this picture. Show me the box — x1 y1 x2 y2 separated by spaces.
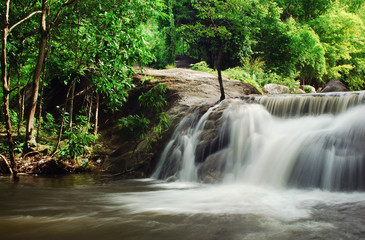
62 0 78 7
20 28 41 43
8 11 42 33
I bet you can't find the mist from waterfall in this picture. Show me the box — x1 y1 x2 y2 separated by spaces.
153 92 365 191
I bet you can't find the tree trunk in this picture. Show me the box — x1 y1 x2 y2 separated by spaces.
87 93 93 127
93 93 99 135
167 0 176 65
17 65 22 135
216 47 225 101
36 73 45 142
52 83 72 156
25 0 48 151
68 80 76 130
1 0 18 180
36 33 52 142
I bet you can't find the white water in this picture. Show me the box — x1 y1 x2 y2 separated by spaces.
2 93 365 240
2 175 365 240
154 93 365 191
246 91 365 117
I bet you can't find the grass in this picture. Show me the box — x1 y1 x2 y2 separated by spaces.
190 58 300 94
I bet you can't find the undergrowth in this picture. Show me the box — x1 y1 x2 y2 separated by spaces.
190 58 300 93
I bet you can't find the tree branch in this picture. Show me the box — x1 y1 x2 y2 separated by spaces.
20 27 41 43
9 11 42 33
62 0 78 7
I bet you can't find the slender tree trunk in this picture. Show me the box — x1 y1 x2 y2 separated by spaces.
216 47 225 101
93 93 99 135
1 0 18 180
87 94 93 127
25 0 48 151
36 33 52 142
52 83 73 156
36 73 45 142
167 0 176 65
68 80 75 130
17 65 22 135
21 87 25 122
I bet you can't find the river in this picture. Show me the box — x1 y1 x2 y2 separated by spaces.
1 174 365 240
2 92 365 240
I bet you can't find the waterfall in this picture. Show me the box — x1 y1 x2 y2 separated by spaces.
244 91 365 117
153 91 365 191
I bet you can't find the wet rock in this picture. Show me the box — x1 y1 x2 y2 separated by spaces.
197 151 227 183
166 175 178 182
263 84 290 94
102 68 261 177
295 88 306 94
321 80 348 93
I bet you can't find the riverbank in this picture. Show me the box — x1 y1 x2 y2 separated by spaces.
0 67 260 177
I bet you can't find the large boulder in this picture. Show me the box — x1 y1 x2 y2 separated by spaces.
320 80 348 93
197 150 227 183
101 68 261 177
263 84 290 94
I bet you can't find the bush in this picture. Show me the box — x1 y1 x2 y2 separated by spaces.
118 83 170 149
190 61 216 73
58 115 96 160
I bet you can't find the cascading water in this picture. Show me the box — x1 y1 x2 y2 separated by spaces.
153 91 365 191
245 91 365 117
2 93 365 240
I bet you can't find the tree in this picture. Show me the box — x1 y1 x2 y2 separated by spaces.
25 0 48 151
275 0 333 21
1 0 41 179
179 0 283 100
311 8 365 89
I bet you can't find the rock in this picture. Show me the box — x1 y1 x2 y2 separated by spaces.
102 68 261 177
320 80 348 93
197 151 227 183
263 84 290 94
295 88 306 94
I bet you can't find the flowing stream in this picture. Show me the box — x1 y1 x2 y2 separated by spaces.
1 91 365 240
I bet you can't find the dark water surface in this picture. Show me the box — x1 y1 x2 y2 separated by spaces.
1 174 365 240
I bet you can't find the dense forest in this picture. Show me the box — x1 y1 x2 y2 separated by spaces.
1 0 365 179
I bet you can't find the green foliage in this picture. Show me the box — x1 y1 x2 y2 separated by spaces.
139 84 168 112
9 109 19 127
42 113 59 133
118 115 151 139
118 83 170 149
222 58 300 93
276 0 333 21
311 7 365 89
190 61 216 73
303 86 314 93
58 115 97 160
286 19 326 85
